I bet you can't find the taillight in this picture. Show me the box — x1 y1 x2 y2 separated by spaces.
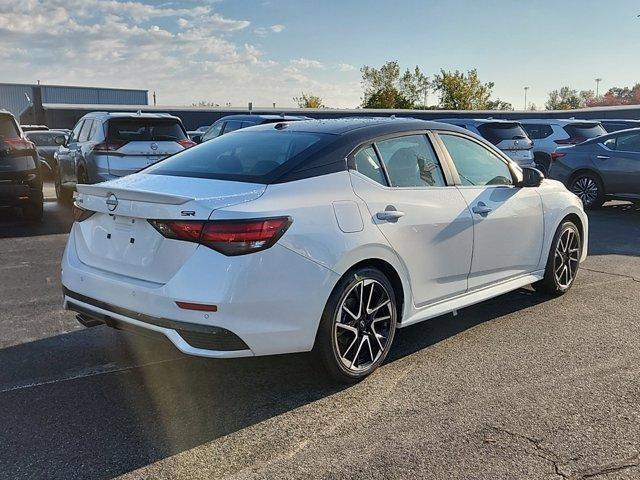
1 137 35 152
93 140 128 152
72 204 95 222
149 217 292 256
550 152 566 161
177 139 196 149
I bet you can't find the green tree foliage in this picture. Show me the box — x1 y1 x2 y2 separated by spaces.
293 92 324 108
360 61 429 108
545 87 595 110
486 98 513 111
431 69 495 109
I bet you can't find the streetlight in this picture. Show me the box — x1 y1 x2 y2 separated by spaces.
523 86 529 110
595 78 602 98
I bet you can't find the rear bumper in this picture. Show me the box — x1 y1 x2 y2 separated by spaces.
61 225 340 358
0 180 42 206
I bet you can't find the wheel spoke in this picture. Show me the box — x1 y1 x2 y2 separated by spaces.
349 336 366 369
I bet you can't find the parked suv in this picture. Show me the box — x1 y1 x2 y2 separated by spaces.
520 119 607 173
25 129 69 175
549 127 640 208
0 110 43 220
435 118 535 168
596 119 640 133
199 114 309 143
55 112 195 202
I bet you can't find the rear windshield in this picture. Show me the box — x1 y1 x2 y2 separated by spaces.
563 123 606 142
477 122 528 145
145 130 330 182
25 132 58 146
0 116 20 140
107 118 186 142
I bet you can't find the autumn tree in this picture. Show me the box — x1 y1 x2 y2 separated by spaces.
294 92 324 108
360 61 429 108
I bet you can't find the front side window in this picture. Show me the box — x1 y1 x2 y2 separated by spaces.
78 120 93 142
223 120 243 134
354 146 386 186
522 124 553 140
440 134 513 186
375 134 446 187
612 132 640 153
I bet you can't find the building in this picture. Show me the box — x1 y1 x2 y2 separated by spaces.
0 82 148 123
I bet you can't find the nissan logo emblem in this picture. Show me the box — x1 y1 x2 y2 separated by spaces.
106 193 118 212
150 142 159 151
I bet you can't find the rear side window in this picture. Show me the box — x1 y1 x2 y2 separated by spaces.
608 132 640 153
522 123 553 140
440 134 512 186
0 116 20 139
69 120 84 143
376 135 446 187
563 123 606 142
223 120 243 134
146 130 330 182
354 146 386 186
107 118 187 142
477 122 528 145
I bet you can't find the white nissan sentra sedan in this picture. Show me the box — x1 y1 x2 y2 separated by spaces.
62 118 588 382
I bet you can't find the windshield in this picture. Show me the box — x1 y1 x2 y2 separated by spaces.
145 130 331 182
477 122 529 145
0 116 20 140
107 118 187 142
564 123 606 142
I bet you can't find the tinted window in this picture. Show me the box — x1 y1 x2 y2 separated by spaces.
88 121 100 140
201 121 223 142
522 123 553 140
107 118 186 142
563 123 606 142
477 122 528 145
78 120 93 142
376 135 446 187
0 116 20 139
146 130 329 182
223 120 243 134
69 120 84 143
440 134 512 186
25 132 57 146
354 146 386 186
610 132 640 153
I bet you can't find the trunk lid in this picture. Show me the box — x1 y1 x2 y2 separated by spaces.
106 140 183 177
73 173 265 283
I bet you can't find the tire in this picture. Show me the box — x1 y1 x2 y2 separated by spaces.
533 220 582 296
22 200 43 222
569 172 604 209
314 267 398 383
55 167 73 204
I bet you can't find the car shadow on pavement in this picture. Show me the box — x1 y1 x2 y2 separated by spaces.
0 196 73 238
0 286 551 479
587 201 640 257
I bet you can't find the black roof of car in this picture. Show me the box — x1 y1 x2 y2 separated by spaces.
217 114 310 123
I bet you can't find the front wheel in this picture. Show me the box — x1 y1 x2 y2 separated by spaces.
533 221 582 295
314 268 398 383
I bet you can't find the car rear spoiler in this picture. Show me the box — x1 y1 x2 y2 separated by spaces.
76 183 192 205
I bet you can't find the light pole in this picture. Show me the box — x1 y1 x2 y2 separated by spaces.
524 86 529 110
595 78 602 98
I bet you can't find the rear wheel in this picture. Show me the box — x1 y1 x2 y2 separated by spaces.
314 267 398 383
569 172 604 209
533 220 582 295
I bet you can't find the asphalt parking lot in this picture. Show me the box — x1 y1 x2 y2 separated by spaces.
0 184 638 480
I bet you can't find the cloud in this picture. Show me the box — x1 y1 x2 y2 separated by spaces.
337 63 356 72
254 24 285 35
0 1 359 108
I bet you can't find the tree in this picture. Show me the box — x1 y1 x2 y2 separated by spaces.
586 83 640 106
486 98 513 111
192 100 220 107
360 61 429 108
544 87 594 110
431 69 495 110
293 92 324 108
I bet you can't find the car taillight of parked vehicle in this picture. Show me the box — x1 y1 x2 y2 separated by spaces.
92 140 129 152
149 217 292 256
550 152 566 161
0 137 36 153
177 139 196 149
72 204 95 222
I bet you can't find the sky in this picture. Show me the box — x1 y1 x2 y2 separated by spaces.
1 0 639 109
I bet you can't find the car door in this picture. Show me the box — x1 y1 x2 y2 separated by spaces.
59 120 84 182
435 132 544 290
597 132 640 195
73 120 93 181
349 133 474 307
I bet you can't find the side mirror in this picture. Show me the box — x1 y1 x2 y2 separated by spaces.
54 135 66 146
518 166 544 187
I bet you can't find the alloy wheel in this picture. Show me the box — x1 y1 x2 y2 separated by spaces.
553 227 580 288
334 278 394 373
570 176 599 207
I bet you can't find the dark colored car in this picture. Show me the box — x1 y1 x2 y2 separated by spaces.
25 129 69 176
198 114 310 143
0 110 43 220
20 125 49 132
549 127 640 208
597 119 640 133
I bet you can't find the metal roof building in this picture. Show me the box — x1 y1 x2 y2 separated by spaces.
0 82 148 122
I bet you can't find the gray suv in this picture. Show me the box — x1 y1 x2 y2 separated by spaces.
548 127 640 208
55 112 194 202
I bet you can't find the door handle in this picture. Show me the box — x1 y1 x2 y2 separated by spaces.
472 203 492 216
596 155 609 160
376 210 405 222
